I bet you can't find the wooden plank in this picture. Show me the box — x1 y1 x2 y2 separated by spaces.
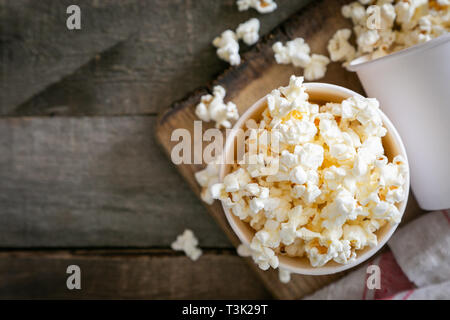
0 249 271 299
155 0 425 300
0 0 145 114
0 116 230 248
9 0 312 116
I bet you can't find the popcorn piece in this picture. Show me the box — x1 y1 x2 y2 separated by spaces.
171 229 202 261
216 76 408 270
237 0 277 14
304 54 330 81
305 239 333 267
250 238 279 270
327 29 356 62
195 85 239 129
357 29 380 53
342 2 367 25
278 268 291 283
237 243 253 257
395 0 428 30
272 38 311 68
212 30 241 66
194 159 220 205
236 18 260 46
379 3 397 29
343 224 378 249
255 219 281 248
280 206 309 245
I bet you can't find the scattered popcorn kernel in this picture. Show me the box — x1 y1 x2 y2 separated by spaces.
304 54 330 81
171 229 202 261
272 38 331 81
236 18 260 45
213 30 241 66
272 38 311 68
237 0 277 14
195 85 239 129
195 158 221 205
278 268 291 283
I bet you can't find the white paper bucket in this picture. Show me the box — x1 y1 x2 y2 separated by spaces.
348 34 450 211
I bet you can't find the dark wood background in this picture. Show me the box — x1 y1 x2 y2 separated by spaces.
0 0 315 299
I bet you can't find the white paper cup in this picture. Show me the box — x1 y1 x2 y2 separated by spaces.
219 83 410 275
348 34 450 211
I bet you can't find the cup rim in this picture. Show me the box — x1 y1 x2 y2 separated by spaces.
347 33 450 72
219 82 410 275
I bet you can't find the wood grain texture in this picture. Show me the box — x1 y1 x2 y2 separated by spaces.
0 116 230 248
155 0 425 299
0 0 144 114
8 0 311 117
0 249 271 299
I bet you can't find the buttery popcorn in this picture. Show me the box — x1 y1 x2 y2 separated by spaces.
273 38 330 80
236 18 261 46
213 30 241 66
212 76 408 269
171 229 203 261
195 85 239 129
329 0 449 67
237 0 278 14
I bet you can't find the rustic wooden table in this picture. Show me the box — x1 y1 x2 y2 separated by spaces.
0 0 314 299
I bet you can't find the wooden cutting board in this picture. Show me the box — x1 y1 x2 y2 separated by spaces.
156 0 424 299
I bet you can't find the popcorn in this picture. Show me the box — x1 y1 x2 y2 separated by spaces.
212 30 241 66
290 166 307 185
195 159 220 205
280 206 309 245
195 85 239 129
214 76 408 270
213 18 261 66
378 3 397 29
329 0 449 67
250 238 279 270
357 29 380 53
237 243 253 257
171 229 203 261
342 2 367 25
327 29 356 63
304 54 330 81
395 0 428 30
273 38 311 68
298 143 324 170
343 224 378 249
237 0 278 14
236 18 260 46
278 268 291 283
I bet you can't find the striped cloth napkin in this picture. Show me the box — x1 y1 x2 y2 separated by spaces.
304 210 450 300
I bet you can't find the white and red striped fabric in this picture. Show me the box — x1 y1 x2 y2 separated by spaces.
305 211 450 300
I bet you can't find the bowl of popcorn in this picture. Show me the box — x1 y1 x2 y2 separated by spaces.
211 76 409 275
